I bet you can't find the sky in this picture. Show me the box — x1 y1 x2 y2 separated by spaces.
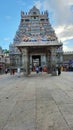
0 0 73 51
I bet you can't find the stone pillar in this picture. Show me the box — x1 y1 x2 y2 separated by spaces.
51 47 57 76
22 48 30 76
46 50 51 74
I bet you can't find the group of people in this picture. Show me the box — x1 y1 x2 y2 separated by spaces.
5 65 61 76
5 67 21 77
33 65 48 73
35 65 61 76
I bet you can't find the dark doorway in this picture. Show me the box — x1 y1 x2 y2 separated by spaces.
32 55 41 71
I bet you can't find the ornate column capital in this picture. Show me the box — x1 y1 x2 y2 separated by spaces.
21 48 28 56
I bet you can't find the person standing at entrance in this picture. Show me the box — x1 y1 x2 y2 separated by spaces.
58 65 61 76
36 65 39 73
17 67 20 77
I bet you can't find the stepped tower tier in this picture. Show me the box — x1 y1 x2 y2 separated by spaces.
12 5 58 46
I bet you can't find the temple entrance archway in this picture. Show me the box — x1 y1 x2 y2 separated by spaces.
16 43 63 76
32 55 41 66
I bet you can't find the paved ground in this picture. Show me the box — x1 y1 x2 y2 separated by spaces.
0 72 73 130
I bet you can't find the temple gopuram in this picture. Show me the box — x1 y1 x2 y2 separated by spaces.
9 6 63 76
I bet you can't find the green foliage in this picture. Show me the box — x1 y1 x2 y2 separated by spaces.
3 49 9 54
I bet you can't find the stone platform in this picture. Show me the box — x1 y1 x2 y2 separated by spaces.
0 72 73 130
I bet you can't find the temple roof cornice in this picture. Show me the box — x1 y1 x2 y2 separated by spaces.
15 41 62 48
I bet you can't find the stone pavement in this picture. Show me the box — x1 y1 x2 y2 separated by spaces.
0 72 73 130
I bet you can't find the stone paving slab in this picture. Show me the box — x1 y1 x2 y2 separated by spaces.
3 101 35 130
0 72 73 130
59 104 73 128
36 101 69 130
